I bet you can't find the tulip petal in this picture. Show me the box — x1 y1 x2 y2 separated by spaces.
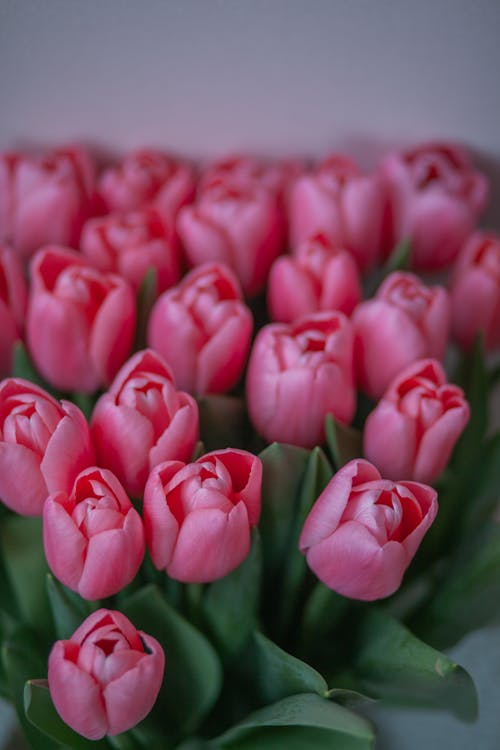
0 442 47 515
43 497 87 590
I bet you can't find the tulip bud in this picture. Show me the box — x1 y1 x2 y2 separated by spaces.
0 245 28 377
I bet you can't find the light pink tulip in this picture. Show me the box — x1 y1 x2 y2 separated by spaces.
144 449 262 583
91 349 199 497
43 467 145 599
353 271 450 399
199 154 301 202
0 378 94 516
364 359 469 483
27 246 136 393
299 459 438 601
267 233 362 322
0 146 95 261
48 609 164 739
0 245 28 377
450 231 500 351
246 312 356 448
380 142 488 269
148 262 253 394
288 154 385 271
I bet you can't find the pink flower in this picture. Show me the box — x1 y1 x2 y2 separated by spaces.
148 263 253 394
246 312 356 448
450 231 500 351
144 449 262 583
48 609 164 739
364 359 469 483
200 154 301 202
380 142 488 269
353 271 450 399
288 154 385 271
0 245 28 377
299 459 438 601
91 350 199 497
27 246 136 393
0 378 94 516
43 467 145 600
81 208 180 293
0 146 95 261
267 233 362 323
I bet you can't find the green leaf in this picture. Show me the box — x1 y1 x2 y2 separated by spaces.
354 609 477 721
301 583 351 647
384 238 412 275
324 414 363 470
325 689 376 709
46 574 90 640
197 395 251 451
213 693 375 750
461 432 500 531
453 334 488 464
134 267 158 350
121 584 222 736
24 679 109 750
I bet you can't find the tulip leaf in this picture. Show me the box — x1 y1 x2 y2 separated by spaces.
301 583 351 646
353 609 477 721
384 238 412 275
324 414 363 471
134 266 158 350
461 432 500 530
453 334 488 465
24 679 109 750
197 395 251 451
213 693 375 749
46 574 90 641
121 584 222 737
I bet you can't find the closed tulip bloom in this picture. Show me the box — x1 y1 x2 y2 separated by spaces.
246 312 356 448
0 245 28 377
200 154 301 202
43 467 145 599
288 154 385 271
148 263 253 394
144 449 262 583
299 459 438 601
364 359 469 483
27 246 136 393
48 609 164 739
0 378 94 516
450 231 500 351
91 349 199 497
353 271 450 399
268 233 362 323
380 142 488 269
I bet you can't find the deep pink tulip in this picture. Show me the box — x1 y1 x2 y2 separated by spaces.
364 359 469 483
0 245 28 377
0 378 94 516
353 271 450 399
27 246 136 393
288 154 385 271
267 233 362 322
91 349 199 497
0 146 95 261
148 263 253 394
380 142 488 269
246 312 356 448
199 154 301 202
48 609 164 739
144 449 262 583
299 459 438 600
43 467 145 599
450 231 500 351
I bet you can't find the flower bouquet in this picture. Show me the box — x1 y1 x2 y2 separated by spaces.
0 142 498 749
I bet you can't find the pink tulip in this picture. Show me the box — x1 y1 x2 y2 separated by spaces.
0 146 95 261
246 312 356 448
380 142 488 269
199 154 301 202
267 233 362 323
450 231 500 351
299 459 438 601
144 449 262 583
27 246 136 393
364 359 469 483
148 262 252 394
353 271 450 399
0 378 94 516
48 608 164 739
0 245 28 377
288 154 385 271
43 467 145 599
91 350 199 497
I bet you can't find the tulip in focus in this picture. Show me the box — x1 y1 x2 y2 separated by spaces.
0 378 94 516
43 467 145 599
0 245 28 377
48 609 164 739
144 449 262 582
246 312 356 448
364 359 469 483
299 459 438 600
